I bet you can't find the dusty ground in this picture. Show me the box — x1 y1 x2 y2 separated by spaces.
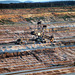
0 47 75 74
0 6 75 24
0 6 75 75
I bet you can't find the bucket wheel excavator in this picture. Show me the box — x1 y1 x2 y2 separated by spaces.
16 21 54 45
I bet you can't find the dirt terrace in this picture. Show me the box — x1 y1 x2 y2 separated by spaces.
27 67 75 75
0 22 75 43
0 6 75 75
0 6 75 14
0 46 75 74
0 6 75 24
0 11 75 23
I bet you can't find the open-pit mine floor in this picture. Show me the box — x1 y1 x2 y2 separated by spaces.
0 21 75 75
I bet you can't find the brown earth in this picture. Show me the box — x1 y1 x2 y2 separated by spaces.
0 6 75 24
0 47 75 74
0 6 75 75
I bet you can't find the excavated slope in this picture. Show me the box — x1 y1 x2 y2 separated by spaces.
0 47 75 74
0 6 75 24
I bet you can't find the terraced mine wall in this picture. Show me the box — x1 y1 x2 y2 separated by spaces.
0 6 75 75
0 6 75 24
0 46 75 74
0 12 75 23
0 22 75 44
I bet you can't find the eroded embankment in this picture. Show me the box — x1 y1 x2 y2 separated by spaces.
0 12 75 23
0 46 75 74
0 6 75 24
